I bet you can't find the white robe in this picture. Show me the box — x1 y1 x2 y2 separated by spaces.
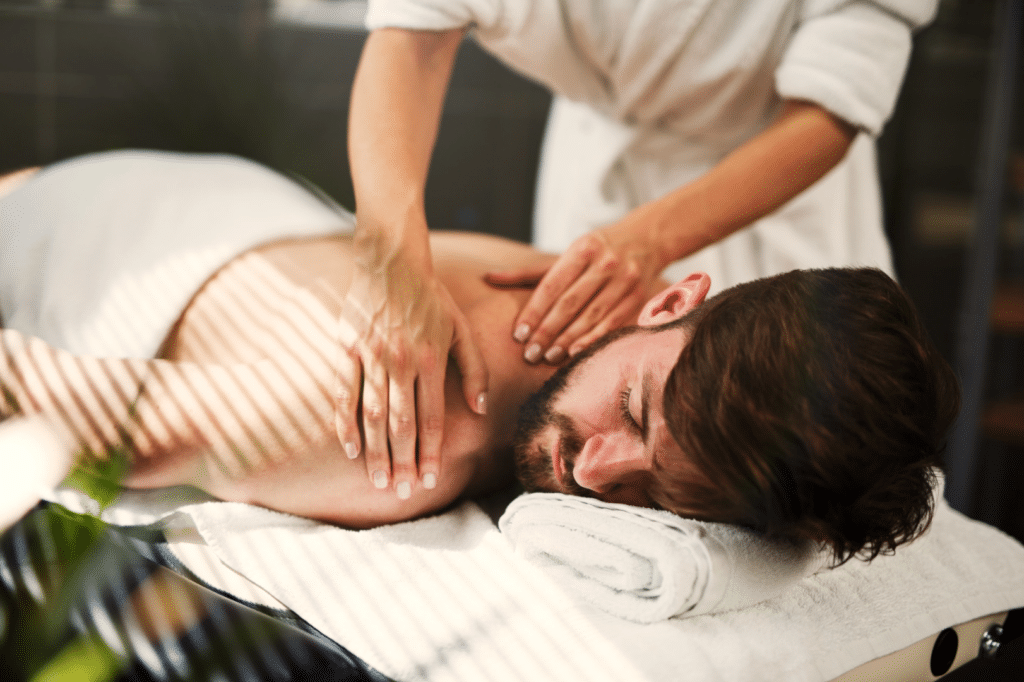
365 0 937 293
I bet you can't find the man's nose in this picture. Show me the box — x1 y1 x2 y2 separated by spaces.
571 433 647 493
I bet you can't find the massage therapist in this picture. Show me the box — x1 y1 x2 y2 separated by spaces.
334 0 938 497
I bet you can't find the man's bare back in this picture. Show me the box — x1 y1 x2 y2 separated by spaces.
145 232 560 526
0 159 655 529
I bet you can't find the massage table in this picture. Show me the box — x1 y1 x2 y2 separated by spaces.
2 151 1024 680
837 610 1017 681
3 486 1022 682
2 500 1022 681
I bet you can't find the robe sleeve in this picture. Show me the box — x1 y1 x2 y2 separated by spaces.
775 0 938 135
364 0 502 32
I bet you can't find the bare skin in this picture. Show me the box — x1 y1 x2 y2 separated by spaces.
1 167 594 527
1 166 676 528
149 231 562 526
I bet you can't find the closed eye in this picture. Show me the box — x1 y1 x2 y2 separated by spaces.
619 388 641 434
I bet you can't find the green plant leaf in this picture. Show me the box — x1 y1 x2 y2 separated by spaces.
65 444 131 511
28 633 122 682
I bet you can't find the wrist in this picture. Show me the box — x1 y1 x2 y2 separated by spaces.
618 196 692 274
353 208 433 274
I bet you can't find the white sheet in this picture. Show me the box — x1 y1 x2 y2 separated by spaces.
143 493 1024 682
0 150 347 358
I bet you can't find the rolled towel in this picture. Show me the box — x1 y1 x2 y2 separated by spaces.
498 493 826 623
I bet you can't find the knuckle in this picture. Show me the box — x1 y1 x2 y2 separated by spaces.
421 414 444 438
552 293 582 317
390 413 416 440
339 342 360 361
388 341 408 372
364 403 386 424
418 347 438 373
361 441 383 463
391 461 417 478
536 278 561 300
334 386 358 411
585 303 606 325
367 337 386 362
599 254 620 273
577 234 602 259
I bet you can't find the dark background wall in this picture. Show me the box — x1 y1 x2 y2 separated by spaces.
0 0 551 243
1 0 1022 542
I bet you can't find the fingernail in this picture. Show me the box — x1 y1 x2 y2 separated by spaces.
476 392 488 415
514 323 531 343
372 470 388 489
568 344 583 357
423 473 437 490
344 442 358 459
524 343 542 364
396 481 412 500
544 345 564 363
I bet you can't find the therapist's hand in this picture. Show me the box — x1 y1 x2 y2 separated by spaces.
486 218 666 364
334 238 488 500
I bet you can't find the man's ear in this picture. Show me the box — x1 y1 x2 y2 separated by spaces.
638 273 711 327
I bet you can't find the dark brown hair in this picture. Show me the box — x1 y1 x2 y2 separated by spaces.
657 268 960 565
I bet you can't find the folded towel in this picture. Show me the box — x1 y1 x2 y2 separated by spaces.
498 492 825 622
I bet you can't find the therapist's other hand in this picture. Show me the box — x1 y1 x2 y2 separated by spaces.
486 223 664 363
334 241 488 500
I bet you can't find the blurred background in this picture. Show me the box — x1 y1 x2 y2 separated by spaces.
0 0 1022 542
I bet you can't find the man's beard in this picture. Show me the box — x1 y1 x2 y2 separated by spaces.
511 359 589 496
512 325 646 495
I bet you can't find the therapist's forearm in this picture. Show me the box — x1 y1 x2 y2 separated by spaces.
637 100 858 270
347 27 464 265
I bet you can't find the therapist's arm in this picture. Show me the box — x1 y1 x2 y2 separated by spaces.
0 167 40 198
644 100 857 268
490 100 857 362
344 27 487 499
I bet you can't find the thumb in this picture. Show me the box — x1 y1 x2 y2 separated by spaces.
450 311 489 415
484 263 550 289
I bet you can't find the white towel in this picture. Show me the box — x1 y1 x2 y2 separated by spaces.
43 474 1024 682
499 493 825 622
170 500 648 682
0 150 347 358
162 493 1024 682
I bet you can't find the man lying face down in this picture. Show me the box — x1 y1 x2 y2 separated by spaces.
0 155 958 566
512 267 961 563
